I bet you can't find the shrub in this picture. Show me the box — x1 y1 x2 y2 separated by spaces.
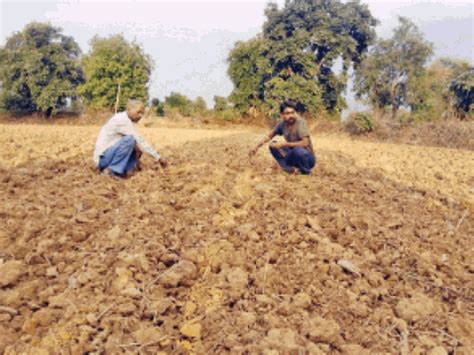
344 112 374 135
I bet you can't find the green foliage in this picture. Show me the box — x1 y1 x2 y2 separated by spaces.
228 0 378 118
263 74 324 119
449 68 474 118
79 34 152 111
390 58 472 121
216 108 238 121
150 97 165 116
213 96 229 112
344 111 373 135
0 22 84 116
227 37 270 113
164 92 193 116
193 96 207 115
354 17 433 118
263 0 377 112
208 96 238 120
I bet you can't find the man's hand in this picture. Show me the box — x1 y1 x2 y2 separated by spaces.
158 157 168 168
249 146 259 157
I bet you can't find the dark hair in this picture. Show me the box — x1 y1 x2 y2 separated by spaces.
279 99 300 113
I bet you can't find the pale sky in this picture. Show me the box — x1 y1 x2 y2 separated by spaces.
1 0 473 111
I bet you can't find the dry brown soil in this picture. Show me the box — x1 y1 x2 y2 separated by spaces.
0 124 473 354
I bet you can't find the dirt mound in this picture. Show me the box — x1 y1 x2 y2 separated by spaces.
0 131 472 353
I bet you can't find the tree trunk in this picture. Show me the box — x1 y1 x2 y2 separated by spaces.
390 80 400 120
373 105 384 121
391 103 398 120
316 58 326 74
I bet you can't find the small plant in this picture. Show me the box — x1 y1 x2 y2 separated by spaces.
344 112 374 135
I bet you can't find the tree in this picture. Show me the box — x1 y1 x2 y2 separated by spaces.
79 34 152 111
193 96 207 115
213 96 229 112
0 22 84 116
354 17 433 119
150 97 165 116
164 92 193 116
449 68 474 118
407 59 471 120
263 74 323 115
228 0 378 118
227 37 270 114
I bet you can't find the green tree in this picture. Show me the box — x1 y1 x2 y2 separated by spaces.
354 17 433 119
407 59 471 120
228 0 378 118
263 74 323 115
449 68 474 118
213 96 229 112
227 37 270 114
79 34 152 111
164 92 193 116
150 97 165 116
0 22 84 116
193 96 207 115
263 0 377 113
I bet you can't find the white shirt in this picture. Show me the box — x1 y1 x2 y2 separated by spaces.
93 112 161 166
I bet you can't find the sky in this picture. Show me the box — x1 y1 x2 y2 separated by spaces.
1 0 473 112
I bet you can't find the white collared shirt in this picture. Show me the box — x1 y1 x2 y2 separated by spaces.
93 112 161 166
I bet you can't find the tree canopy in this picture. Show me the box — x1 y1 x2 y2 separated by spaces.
449 68 474 118
164 92 194 116
193 96 207 115
0 22 84 116
353 17 433 118
79 34 152 111
228 0 378 118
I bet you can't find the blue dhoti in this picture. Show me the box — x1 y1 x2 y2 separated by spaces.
98 135 139 176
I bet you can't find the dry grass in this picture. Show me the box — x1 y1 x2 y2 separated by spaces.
374 118 474 151
3 111 473 151
344 114 474 151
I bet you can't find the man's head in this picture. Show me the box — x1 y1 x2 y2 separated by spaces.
280 100 299 125
126 99 145 123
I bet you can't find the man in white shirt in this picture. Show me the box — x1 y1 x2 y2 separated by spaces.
93 99 167 177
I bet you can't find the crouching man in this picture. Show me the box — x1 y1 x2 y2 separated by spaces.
250 100 316 175
93 99 167 178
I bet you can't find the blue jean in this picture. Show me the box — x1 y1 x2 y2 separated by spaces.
270 146 316 174
98 135 139 176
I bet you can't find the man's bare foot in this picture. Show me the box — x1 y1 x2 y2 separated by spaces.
100 168 123 179
284 167 298 175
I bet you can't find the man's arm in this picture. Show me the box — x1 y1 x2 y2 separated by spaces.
249 122 283 157
116 119 166 165
271 136 310 149
249 131 277 157
134 135 161 161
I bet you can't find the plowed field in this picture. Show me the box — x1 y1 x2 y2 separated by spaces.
0 124 473 354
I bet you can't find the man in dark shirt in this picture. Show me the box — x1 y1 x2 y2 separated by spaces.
249 100 316 174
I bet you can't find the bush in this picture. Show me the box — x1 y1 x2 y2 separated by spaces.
164 92 193 117
217 109 238 121
344 112 374 135
163 106 185 121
